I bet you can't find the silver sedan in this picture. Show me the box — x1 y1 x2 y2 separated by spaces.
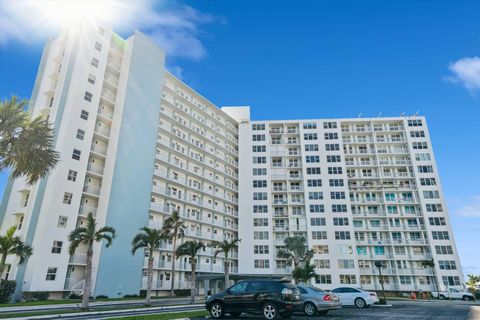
297 285 342 316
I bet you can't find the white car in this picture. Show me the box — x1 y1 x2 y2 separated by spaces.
330 287 379 308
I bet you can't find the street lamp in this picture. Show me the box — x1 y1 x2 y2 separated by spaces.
375 261 387 304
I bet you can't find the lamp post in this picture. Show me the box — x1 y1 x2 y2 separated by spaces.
375 261 387 304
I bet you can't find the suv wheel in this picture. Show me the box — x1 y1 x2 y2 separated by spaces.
210 302 224 319
354 297 366 308
463 295 474 301
262 302 279 320
303 302 317 316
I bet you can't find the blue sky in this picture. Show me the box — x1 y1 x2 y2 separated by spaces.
0 0 479 276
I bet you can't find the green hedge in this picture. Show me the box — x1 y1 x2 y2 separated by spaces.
174 289 191 297
0 280 17 303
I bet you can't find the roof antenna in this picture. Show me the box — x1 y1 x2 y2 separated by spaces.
358 113 362 118
377 112 382 118
400 112 405 117
414 111 420 116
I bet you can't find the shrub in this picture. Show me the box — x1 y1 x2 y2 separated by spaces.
0 280 17 303
22 291 49 301
378 298 388 305
95 295 109 299
68 293 81 300
174 289 191 297
124 293 140 298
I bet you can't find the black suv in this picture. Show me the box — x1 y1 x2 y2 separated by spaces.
205 280 301 319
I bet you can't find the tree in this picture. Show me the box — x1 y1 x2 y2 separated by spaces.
277 236 314 283
68 213 116 310
176 240 205 303
292 261 317 284
0 96 59 184
210 238 240 289
161 211 185 297
422 259 439 299
131 227 164 306
466 274 480 296
0 226 33 278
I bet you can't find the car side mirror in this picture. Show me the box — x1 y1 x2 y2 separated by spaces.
226 288 231 294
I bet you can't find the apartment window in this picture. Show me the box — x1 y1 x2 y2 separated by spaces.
303 122 317 129
327 155 341 162
420 178 437 186
329 179 344 187
253 157 266 164
253 168 267 176
435 245 453 255
307 179 322 187
305 156 320 163
51 241 63 254
313 245 329 254
314 259 330 268
80 110 89 120
306 167 321 175
410 131 425 138
412 142 428 150
325 144 340 151
72 149 81 160
323 122 337 129
333 217 349 226
400 276 412 285
46 267 57 281
357 246 367 255
324 132 338 140
253 192 268 200
316 274 332 284
426 203 443 212
252 134 265 141
254 259 270 268
418 165 433 173
252 124 265 130
339 275 356 284
423 191 440 199
84 91 93 102
253 180 267 188
67 170 77 182
94 41 102 51
328 167 343 174
304 133 318 140
91 58 99 67
254 231 269 240
335 231 351 240
63 192 73 204
429 217 446 226
407 119 423 127
305 144 319 151
310 205 325 213
253 205 268 213
332 204 348 212
57 216 68 228
432 231 449 240
254 245 269 254
308 192 323 200
330 192 346 199
310 217 326 226
312 231 327 240
439 260 457 270
252 145 266 152
253 218 268 226
338 259 355 269
442 276 461 286
88 74 96 84
76 129 85 140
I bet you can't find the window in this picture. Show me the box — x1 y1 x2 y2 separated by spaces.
91 58 99 67
254 231 269 240
420 178 436 186
332 204 348 212
253 205 268 213
307 179 322 187
253 157 266 164
426 204 443 212
305 144 319 151
308 192 323 200
339 275 356 284
326 144 340 151
412 142 428 149
84 91 93 102
323 122 337 129
333 218 349 226
327 155 341 162
328 167 343 174
253 180 267 188
429 217 446 226
313 245 329 254
46 267 57 280
88 74 96 84
81 109 89 120
338 259 355 269
303 122 317 129
442 276 460 286
252 134 265 141
253 192 268 200
324 132 338 140
67 170 77 182
310 205 325 213
410 130 425 138
314 259 330 268
230 281 248 293
418 165 433 173
331 192 346 199
254 260 270 268
316 274 332 284
423 191 440 199
253 218 268 226
407 119 423 127
306 156 320 163
57 216 68 228
329 179 344 187
252 124 265 130
435 245 453 255
335 231 351 240
51 241 63 254
76 129 85 140
438 260 457 270
98 27 105 35
72 149 81 160
400 276 412 285
63 192 73 204
94 41 102 51
304 133 318 140
415 153 431 161
306 167 321 175
312 231 327 240
253 145 266 152
432 231 449 240
310 217 326 226
253 168 267 176
374 246 385 255
254 245 269 254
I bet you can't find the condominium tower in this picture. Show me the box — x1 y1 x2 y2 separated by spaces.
0 25 464 298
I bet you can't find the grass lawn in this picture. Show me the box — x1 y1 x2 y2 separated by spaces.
112 310 208 320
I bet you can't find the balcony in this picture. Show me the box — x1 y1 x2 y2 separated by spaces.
83 184 101 196
69 253 87 265
87 163 105 175
79 205 97 217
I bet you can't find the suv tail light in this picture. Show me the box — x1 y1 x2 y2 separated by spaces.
281 288 294 297
323 294 332 301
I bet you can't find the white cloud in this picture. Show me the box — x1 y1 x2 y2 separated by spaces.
0 0 222 60
168 65 184 79
446 57 480 93
455 195 480 217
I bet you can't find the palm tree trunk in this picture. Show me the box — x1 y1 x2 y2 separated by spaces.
191 260 196 304
224 259 229 290
146 256 154 306
81 245 93 310
0 253 7 279
170 235 177 297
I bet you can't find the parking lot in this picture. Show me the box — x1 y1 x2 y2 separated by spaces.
194 300 480 319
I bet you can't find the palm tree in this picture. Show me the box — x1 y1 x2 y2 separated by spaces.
176 240 205 303
0 96 59 184
277 236 314 283
292 261 317 284
210 238 240 290
422 258 439 299
68 213 116 310
0 226 33 278
131 227 164 306
161 211 185 297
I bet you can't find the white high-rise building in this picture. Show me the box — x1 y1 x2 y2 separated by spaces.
0 25 464 298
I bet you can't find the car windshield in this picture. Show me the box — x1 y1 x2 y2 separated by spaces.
308 286 326 293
